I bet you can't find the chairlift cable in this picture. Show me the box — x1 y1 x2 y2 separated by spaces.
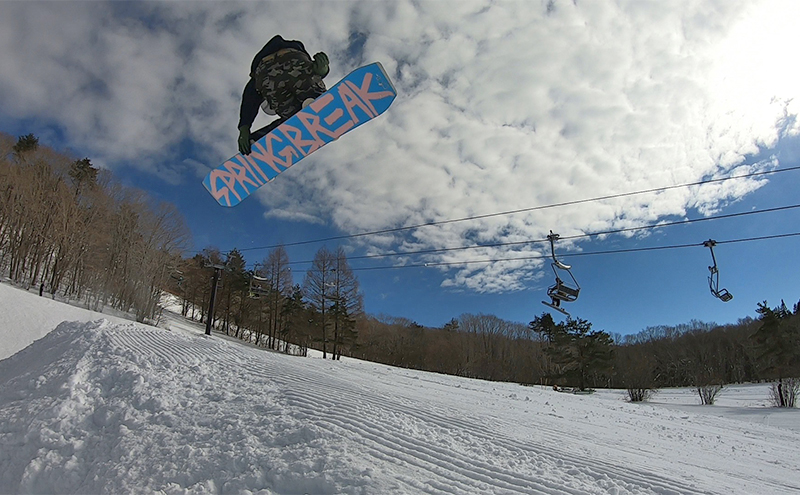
277 203 800 268
231 165 800 254
241 231 800 274
344 231 800 272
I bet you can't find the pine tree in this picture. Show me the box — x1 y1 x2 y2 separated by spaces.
530 314 613 390
223 249 249 337
752 300 800 407
12 133 38 155
529 313 560 385
282 284 309 354
68 158 98 199
443 318 460 332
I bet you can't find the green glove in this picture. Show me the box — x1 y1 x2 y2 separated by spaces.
311 52 329 77
238 126 251 155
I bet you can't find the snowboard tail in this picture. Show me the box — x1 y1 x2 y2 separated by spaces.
203 62 396 207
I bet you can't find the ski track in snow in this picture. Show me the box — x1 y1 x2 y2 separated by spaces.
1 285 799 494
103 323 708 495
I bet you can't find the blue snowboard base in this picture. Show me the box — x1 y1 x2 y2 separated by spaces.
203 62 396 207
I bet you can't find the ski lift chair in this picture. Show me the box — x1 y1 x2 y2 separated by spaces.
541 231 581 316
248 274 270 299
703 240 733 302
708 269 733 302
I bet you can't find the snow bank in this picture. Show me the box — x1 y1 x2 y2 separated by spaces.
0 282 140 360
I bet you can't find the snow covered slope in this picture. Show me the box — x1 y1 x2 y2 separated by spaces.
0 283 138 361
1 282 799 494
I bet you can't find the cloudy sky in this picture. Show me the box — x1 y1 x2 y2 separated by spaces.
2 0 799 334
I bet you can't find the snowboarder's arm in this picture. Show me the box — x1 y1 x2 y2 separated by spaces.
238 79 262 130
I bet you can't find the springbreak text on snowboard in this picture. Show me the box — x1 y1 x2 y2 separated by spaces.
203 62 396 207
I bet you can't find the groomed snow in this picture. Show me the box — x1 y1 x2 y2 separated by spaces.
1 282 798 494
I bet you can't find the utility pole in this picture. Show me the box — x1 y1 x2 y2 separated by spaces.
205 263 225 336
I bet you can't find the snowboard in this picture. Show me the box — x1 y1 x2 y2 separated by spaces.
203 62 397 207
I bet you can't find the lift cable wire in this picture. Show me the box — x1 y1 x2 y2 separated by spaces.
234 165 800 254
277 203 800 268
343 231 800 272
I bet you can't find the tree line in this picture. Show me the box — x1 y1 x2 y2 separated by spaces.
0 133 189 321
170 241 799 407
613 301 799 406
170 244 363 361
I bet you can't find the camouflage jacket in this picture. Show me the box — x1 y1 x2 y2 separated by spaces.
238 35 311 129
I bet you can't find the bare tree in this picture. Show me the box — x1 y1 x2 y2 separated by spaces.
0 132 188 321
303 246 337 358
616 343 658 402
697 384 723 405
329 247 363 360
257 245 293 349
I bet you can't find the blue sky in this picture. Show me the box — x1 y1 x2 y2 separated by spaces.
1 0 799 335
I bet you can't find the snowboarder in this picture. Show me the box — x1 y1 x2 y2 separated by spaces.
237 35 330 155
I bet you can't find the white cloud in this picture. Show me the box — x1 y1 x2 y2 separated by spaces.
1 0 797 293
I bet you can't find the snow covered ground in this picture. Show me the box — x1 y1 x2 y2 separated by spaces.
1 282 798 494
